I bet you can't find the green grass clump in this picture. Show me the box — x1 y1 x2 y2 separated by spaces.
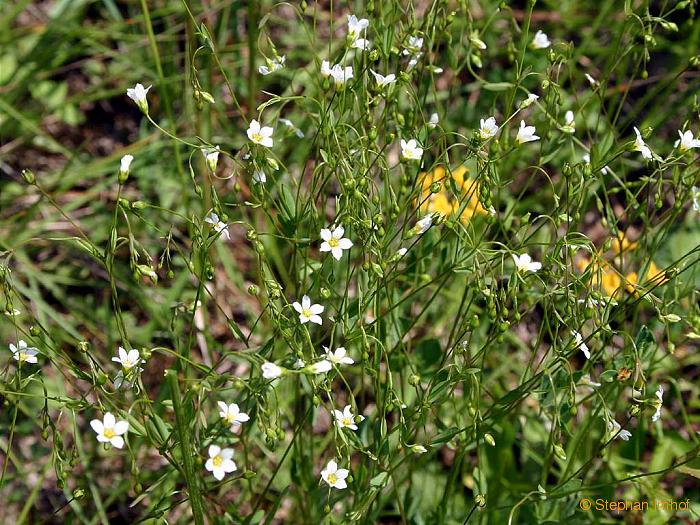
1 0 700 523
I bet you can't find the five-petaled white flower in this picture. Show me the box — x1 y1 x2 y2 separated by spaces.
247 119 274 148
512 253 542 273
516 120 540 144
321 460 349 489
204 212 230 241
259 55 285 75
126 83 151 114
292 295 324 325
261 362 283 379
652 386 664 422
310 359 332 374
370 70 396 88
571 330 590 360
112 346 143 371
633 127 652 159
321 61 354 87
334 405 364 430
202 146 220 172
9 340 39 364
531 30 551 49
400 139 423 160
325 346 354 366
479 117 498 139
675 130 700 152
218 402 250 430
90 412 129 448
205 445 237 480
119 155 133 178
351 38 371 51
347 15 369 41
320 226 353 260
607 420 632 441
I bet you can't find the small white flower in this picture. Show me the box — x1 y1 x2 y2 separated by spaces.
582 153 609 175
258 55 285 75
674 130 700 152
325 346 354 366
205 445 237 480
585 73 598 87
370 70 397 88
512 253 542 273
402 36 423 56
416 215 433 234
333 405 364 430
111 346 143 371
310 359 332 374
652 386 664 422
204 212 230 241
428 113 439 129
351 38 371 51
633 127 652 159
469 32 487 50
397 247 408 257
202 146 220 172
607 420 632 441
119 155 134 178
247 119 274 148
347 15 369 41
407 56 421 70
562 111 575 133
90 412 129 448
531 30 551 49
519 93 539 109
320 225 353 260
261 362 283 379
400 139 423 160
321 460 349 489
279 118 304 138
218 402 250 430
126 83 151 114
9 340 39 364
571 330 590 360
479 117 498 139
253 169 267 184
321 61 354 87
292 295 324 325
516 120 540 144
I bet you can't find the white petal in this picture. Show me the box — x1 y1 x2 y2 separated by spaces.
111 436 125 449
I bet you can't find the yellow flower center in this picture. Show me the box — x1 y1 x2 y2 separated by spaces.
302 308 312 318
213 456 223 467
327 473 338 484
252 132 263 143
104 428 115 439
342 417 353 426
328 237 339 248
18 351 28 362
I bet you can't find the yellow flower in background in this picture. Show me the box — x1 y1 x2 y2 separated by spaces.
576 257 624 297
418 165 487 222
625 261 668 293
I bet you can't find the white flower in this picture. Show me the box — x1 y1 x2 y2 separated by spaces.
347 15 369 41
9 340 38 364
126 83 151 114
324 346 354 366
479 117 498 139
571 330 590 360
512 253 542 273
675 130 700 151
402 36 424 56
693 186 699 211
279 118 304 138
400 139 423 160
607 420 632 441
321 460 349 489
119 155 134 178
633 127 652 159
258 55 285 75
90 412 129 449
428 113 439 129
531 30 551 49
585 73 598 87
292 295 324 325
247 119 274 148
321 61 354 87
416 215 433 234
334 405 364 430
202 146 220 172
407 56 421 70
351 38 371 51
320 225 353 260
218 402 250 430
205 445 237 480
582 153 609 175
519 93 539 109
562 111 575 133
310 359 332 374
111 346 143 371
204 212 230 241
253 169 267 184
370 70 396 88
652 386 664 422
397 247 408 257
470 32 487 50
261 362 283 379
516 120 540 144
